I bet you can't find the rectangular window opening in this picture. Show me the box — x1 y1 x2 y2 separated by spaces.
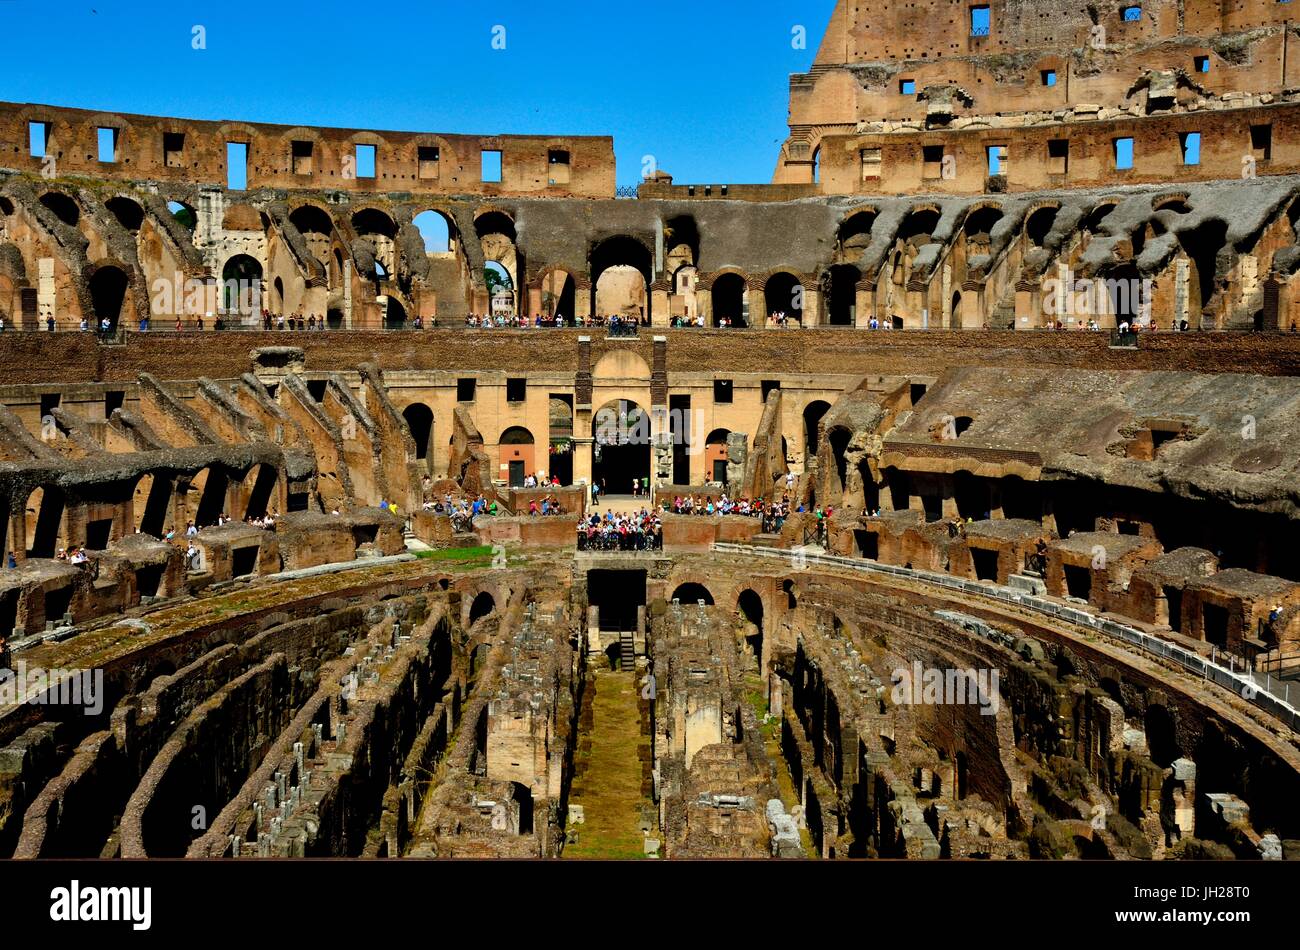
97 127 118 163
163 131 185 168
28 121 48 158
418 145 440 179
354 144 376 179
713 379 733 404
1180 132 1201 166
970 5 991 36
292 140 314 176
1114 137 1135 170
226 142 248 190
482 149 503 183
1048 139 1069 175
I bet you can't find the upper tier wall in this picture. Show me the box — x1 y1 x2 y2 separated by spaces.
0 328 1297 387
1 102 615 199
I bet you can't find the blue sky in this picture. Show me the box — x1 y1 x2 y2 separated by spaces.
2 0 835 186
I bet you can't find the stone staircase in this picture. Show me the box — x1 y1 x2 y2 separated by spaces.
618 630 635 671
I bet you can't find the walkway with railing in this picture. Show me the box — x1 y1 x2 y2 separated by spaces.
712 542 1300 729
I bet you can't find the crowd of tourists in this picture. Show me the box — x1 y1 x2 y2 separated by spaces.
463 313 642 330
577 509 663 551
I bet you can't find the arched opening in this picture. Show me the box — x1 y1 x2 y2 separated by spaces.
243 464 278 521
167 201 197 231
590 236 651 323
1025 205 1059 247
134 472 172 538
540 270 576 320
664 216 700 273
736 589 764 673
671 582 714 606
764 272 803 324
220 254 262 316
803 401 831 459
710 273 747 327
106 196 145 232
289 205 335 267
828 426 852 501
705 428 731 484
827 264 859 325
24 486 67 559
383 295 408 329
272 277 285 313
499 426 535 488
592 400 650 496
186 467 229 529
898 208 941 243
812 146 821 184
469 591 496 624
548 396 574 486
403 403 435 474
353 208 398 281
88 266 129 331
1084 202 1117 236
1103 263 1143 324
963 206 1003 246
1177 220 1227 321
39 191 79 227
476 211 519 314
484 261 514 317
954 471 991 521
837 211 877 261
510 781 534 835
413 210 455 254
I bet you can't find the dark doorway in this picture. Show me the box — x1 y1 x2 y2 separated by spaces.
828 265 859 325
85 518 113 551
231 546 259 578
592 401 651 496
1164 586 1183 632
1203 603 1229 648
588 569 646 633
711 273 747 327
402 404 434 475
89 266 128 331
1063 565 1092 601
854 530 878 559
971 548 999 581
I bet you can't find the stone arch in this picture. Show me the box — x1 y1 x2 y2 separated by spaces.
736 588 764 673
24 485 67 559
105 195 145 232
590 235 652 321
671 582 714 606
402 403 435 473
764 271 804 323
710 271 748 327
803 400 831 458
39 191 79 227
469 590 496 625
88 264 130 330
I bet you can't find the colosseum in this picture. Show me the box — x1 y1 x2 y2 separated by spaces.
1 0 1299 869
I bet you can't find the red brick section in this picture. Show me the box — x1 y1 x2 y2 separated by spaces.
3 329 1300 384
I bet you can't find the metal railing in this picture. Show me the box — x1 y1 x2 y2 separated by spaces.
712 542 1300 728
